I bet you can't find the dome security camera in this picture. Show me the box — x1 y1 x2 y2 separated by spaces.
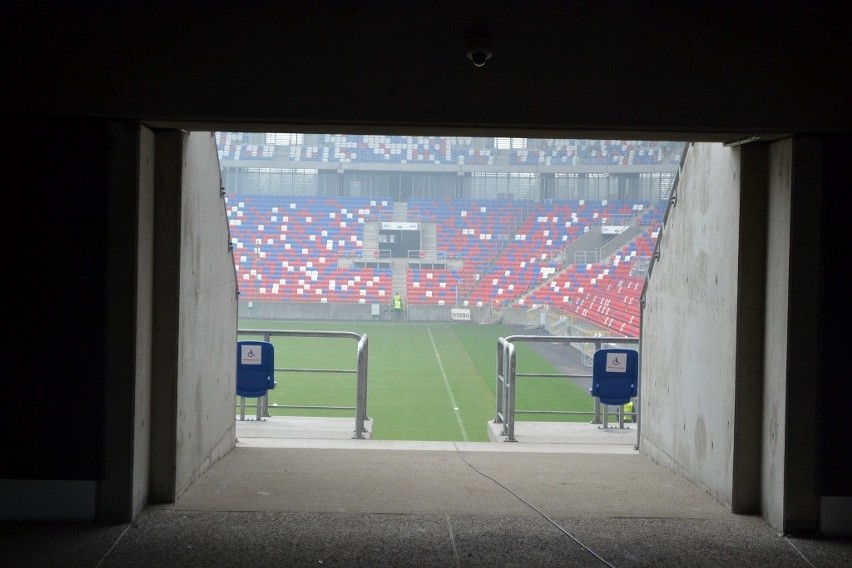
467 48 492 67
466 33 493 68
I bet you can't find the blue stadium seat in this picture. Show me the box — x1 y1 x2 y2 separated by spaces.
591 348 638 405
236 340 276 420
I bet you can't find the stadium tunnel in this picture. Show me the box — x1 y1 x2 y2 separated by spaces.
2 3 850 561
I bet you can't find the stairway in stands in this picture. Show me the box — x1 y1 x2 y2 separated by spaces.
392 201 409 303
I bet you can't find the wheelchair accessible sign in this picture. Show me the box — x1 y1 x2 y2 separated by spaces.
240 344 265 365
605 352 628 373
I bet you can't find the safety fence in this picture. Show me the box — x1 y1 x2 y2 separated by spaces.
495 334 640 443
236 328 370 439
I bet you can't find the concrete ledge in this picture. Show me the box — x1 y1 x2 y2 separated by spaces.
236 416 372 442
236 418 638 454
487 420 638 447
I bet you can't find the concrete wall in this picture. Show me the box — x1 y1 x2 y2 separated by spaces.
238 301 493 324
407 305 488 323
240 301 376 322
640 143 741 507
150 130 238 504
174 132 239 499
761 138 822 534
132 126 156 516
101 122 155 521
639 138 825 534
762 139 792 529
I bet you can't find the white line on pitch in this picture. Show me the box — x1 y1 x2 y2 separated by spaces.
427 327 469 442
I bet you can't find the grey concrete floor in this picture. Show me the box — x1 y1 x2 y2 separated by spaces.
2 421 850 567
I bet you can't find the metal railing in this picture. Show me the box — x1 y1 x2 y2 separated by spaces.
407 249 448 262
236 328 370 439
574 250 600 263
601 213 639 226
495 334 640 444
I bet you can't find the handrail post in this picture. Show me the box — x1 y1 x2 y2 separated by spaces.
592 397 602 424
262 330 272 417
353 334 369 439
505 342 517 442
592 337 603 424
495 338 506 425
496 337 517 441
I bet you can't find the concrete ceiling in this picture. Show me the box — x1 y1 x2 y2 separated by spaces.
3 2 850 142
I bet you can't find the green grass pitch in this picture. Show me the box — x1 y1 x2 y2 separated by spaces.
238 319 594 442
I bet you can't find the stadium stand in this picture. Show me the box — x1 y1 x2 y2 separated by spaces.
227 195 394 303
463 199 650 306
510 140 683 166
221 135 680 336
287 134 495 165
251 135 683 167
216 132 276 161
407 267 459 305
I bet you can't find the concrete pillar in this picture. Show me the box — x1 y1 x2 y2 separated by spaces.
730 143 768 513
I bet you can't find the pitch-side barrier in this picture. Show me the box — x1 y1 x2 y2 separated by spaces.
236 329 370 439
495 335 640 445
